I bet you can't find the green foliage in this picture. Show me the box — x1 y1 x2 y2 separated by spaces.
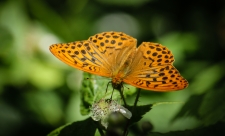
127 104 153 126
80 73 95 115
149 122 225 136
199 87 225 125
173 85 225 127
48 103 153 136
48 118 97 136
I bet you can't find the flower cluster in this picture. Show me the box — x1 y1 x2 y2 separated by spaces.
90 98 132 128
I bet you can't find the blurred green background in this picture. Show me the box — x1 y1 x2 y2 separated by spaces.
1 0 225 136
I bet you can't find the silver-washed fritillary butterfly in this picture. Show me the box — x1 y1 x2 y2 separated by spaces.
49 31 188 91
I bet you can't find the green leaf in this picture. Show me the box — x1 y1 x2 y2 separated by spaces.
172 85 225 126
80 73 95 115
172 94 204 122
48 117 97 136
199 86 225 126
190 63 225 94
127 104 153 125
148 121 225 136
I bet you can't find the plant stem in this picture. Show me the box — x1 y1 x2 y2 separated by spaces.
118 86 127 107
123 88 141 136
132 88 141 112
98 127 105 136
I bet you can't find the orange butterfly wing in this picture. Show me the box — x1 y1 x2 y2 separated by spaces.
123 42 188 91
49 32 136 78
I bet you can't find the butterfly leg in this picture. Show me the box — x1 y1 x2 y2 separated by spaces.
118 85 127 107
105 81 115 100
105 81 112 94
110 88 115 100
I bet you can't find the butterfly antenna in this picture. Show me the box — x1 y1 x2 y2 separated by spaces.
123 84 130 90
86 76 110 81
86 77 99 80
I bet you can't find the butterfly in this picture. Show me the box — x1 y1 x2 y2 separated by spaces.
49 31 188 91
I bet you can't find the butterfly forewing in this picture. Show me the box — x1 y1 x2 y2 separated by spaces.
49 41 111 77
123 42 188 91
49 32 137 78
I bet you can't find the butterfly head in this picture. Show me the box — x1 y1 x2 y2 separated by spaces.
111 77 123 90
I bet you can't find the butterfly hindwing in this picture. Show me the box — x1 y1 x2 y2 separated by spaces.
123 42 188 91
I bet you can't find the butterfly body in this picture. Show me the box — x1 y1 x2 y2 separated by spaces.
112 50 136 85
50 31 188 92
